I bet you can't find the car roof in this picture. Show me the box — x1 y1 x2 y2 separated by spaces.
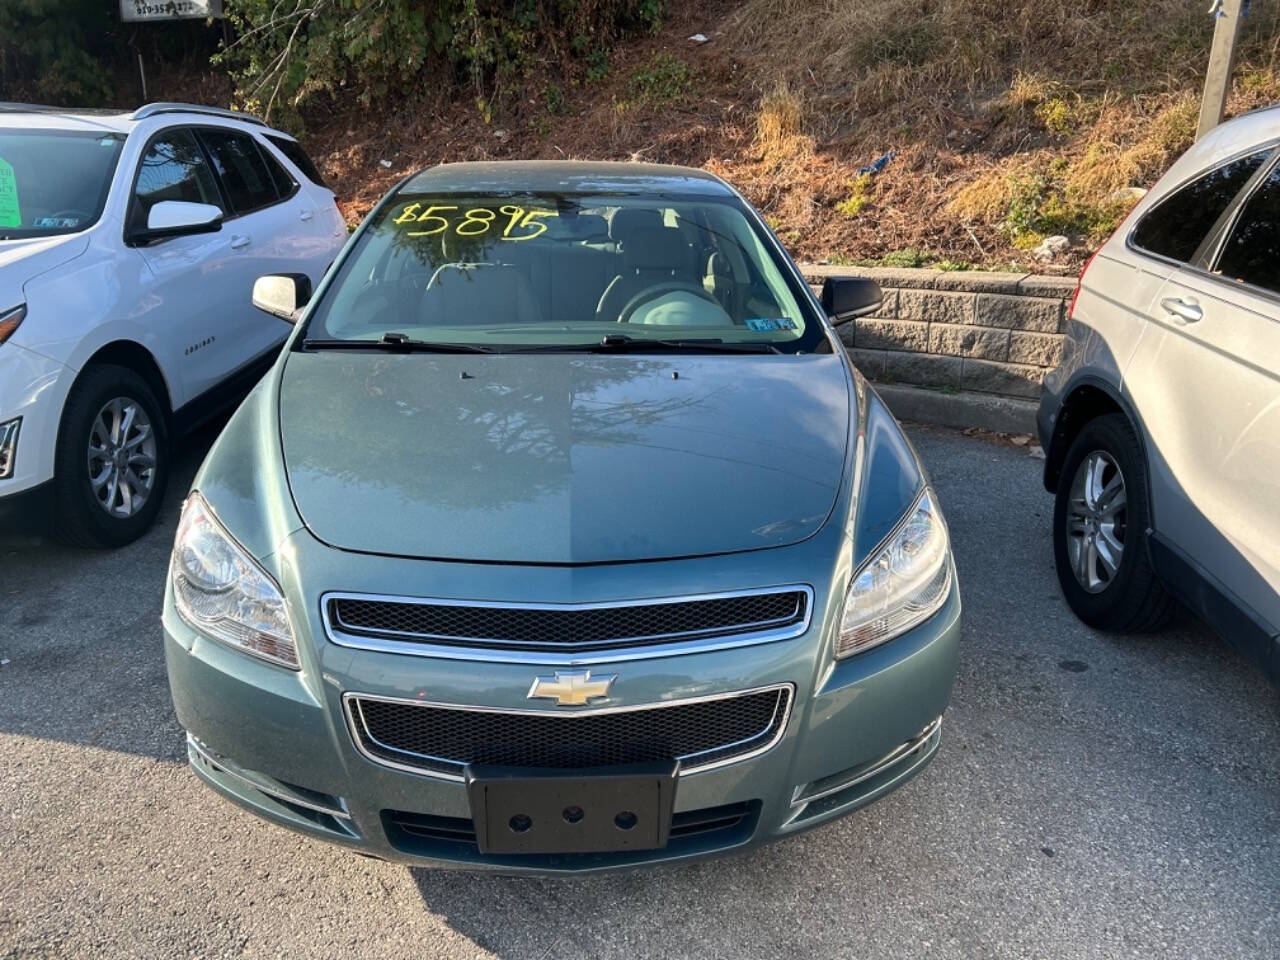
1165 103 1280 180
398 160 738 199
0 102 283 137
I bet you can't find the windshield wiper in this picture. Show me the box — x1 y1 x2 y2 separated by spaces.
302 332 493 354
516 334 782 355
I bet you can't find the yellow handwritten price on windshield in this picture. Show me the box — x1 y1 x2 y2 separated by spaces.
393 203 558 241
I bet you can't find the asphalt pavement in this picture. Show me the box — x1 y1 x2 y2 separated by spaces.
1 421 1277 959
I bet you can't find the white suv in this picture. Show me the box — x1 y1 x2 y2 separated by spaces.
0 102 346 546
1038 105 1280 683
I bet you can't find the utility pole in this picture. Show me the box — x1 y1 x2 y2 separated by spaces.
1197 0 1246 140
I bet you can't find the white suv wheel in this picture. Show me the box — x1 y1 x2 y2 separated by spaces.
86 397 158 519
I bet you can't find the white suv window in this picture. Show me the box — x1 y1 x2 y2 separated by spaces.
264 134 327 188
197 128 288 216
1131 148 1271 264
130 128 222 234
1214 163 1280 294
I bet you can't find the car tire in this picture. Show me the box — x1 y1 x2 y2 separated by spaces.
1052 413 1175 632
52 364 169 548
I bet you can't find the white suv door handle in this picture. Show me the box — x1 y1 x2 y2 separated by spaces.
229 234 251 250
299 210 314 222
1160 297 1202 324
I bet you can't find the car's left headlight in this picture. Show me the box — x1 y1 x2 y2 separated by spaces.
171 492 299 669
836 488 953 658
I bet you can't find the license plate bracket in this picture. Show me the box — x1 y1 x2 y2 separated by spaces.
466 761 678 855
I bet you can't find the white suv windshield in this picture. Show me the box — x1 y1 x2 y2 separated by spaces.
0 130 126 239
304 193 823 353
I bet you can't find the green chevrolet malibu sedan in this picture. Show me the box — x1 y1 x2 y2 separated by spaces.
163 161 960 873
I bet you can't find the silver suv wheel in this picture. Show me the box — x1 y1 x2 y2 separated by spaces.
1064 450 1127 593
87 396 157 518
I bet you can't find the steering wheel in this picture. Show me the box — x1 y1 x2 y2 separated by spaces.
616 281 720 324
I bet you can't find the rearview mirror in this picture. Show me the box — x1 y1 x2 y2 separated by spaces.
252 274 312 323
128 200 223 244
820 277 883 324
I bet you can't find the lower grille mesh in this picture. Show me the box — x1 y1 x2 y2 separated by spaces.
347 686 791 777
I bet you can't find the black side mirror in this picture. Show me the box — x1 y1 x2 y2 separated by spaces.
252 273 313 324
820 277 883 325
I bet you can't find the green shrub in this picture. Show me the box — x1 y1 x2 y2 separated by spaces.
1035 98 1073 135
624 52 691 107
998 171 1126 245
0 0 117 105
218 0 664 125
585 49 611 84
835 174 874 217
542 82 566 115
879 248 930 268
858 21 939 66
1002 173 1048 239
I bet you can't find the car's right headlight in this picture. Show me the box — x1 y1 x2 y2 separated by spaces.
171 492 299 669
836 488 953 658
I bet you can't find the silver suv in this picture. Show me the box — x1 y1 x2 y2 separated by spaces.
1038 106 1279 683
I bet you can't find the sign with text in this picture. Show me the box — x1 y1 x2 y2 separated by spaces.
120 0 223 22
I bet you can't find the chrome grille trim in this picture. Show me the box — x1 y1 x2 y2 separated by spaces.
320 586 814 665
343 683 795 783
791 716 942 806
188 734 351 820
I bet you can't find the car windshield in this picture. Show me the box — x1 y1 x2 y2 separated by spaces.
302 192 825 353
0 129 126 239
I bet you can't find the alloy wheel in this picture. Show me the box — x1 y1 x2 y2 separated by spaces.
1065 450 1127 594
86 397 157 518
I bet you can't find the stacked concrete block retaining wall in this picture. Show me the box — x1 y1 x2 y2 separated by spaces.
802 265 1076 407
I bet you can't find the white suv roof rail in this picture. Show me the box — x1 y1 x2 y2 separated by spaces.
131 102 267 127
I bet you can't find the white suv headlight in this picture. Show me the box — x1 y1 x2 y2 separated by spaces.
836 489 952 658
171 493 299 669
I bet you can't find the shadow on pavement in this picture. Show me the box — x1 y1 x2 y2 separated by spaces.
0 415 228 765
405 839 827 959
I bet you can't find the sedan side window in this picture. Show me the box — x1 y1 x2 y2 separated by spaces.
1131 149 1270 264
131 129 221 233
1214 164 1280 294
197 128 281 215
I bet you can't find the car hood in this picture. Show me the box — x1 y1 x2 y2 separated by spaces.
0 234 90 307
278 351 851 564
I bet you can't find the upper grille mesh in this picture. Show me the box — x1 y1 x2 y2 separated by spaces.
329 590 807 653
348 687 790 776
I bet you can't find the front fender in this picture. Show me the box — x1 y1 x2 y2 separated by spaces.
190 355 303 565
850 387 925 565
16 226 184 409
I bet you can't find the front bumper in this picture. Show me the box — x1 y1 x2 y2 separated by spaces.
0 343 68 498
164 557 961 874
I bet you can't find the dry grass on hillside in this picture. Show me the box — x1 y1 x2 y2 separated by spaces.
718 0 1280 267
280 0 1280 271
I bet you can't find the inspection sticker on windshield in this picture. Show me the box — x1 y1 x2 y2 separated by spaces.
0 158 20 228
745 317 796 332
33 216 80 229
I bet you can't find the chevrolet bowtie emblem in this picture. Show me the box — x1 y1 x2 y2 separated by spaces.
527 670 617 707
